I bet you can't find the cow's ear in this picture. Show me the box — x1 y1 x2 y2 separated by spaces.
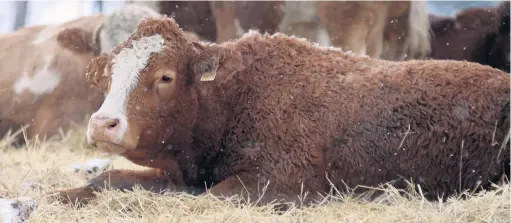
189 42 243 84
85 55 111 91
57 28 94 54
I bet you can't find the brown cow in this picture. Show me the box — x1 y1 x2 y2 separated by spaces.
0 5 164 144
51 16 510 207
487 1 510 73
428 1 510 73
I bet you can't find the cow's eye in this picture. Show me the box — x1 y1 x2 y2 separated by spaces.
161 75 172 83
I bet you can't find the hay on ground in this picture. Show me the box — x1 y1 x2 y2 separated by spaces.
0 125 509 223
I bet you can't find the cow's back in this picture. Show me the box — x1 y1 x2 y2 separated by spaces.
324 59 509 198
214 33 510 199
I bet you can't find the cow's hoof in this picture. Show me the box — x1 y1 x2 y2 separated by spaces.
71 158 111 175
0 196 36 223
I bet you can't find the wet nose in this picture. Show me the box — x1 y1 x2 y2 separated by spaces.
88 114 123 144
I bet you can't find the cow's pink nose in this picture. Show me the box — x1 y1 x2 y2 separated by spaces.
93 116 119 131
88 115 122 144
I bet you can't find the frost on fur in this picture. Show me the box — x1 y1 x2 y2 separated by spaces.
99 4 162 54
0 197 36 223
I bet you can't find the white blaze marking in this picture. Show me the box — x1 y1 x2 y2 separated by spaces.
91 34 164 143
13 55 61 95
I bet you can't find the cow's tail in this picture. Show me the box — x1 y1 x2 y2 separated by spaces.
405 1 431 60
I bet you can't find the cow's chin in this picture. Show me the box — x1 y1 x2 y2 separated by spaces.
95 141 129 154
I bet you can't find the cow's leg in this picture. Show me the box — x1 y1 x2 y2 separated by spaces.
365 4 388 58
48 168 178 205
207 175 278 205
381 2 410 61
382 15 408 61
209 1 238 43
316 1 372 55
207 174 309 210
278 1 320 43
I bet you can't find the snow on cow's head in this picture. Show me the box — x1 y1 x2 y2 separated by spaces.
85 16 243 154
56 4 161 56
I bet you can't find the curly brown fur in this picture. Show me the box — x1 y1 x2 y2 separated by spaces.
65 16 510 207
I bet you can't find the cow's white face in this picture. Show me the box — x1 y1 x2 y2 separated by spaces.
87 34 167 153
84 16 243 155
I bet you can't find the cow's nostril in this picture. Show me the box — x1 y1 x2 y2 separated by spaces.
107 119 119 130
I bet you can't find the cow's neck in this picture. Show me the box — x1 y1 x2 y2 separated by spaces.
165 82 232 184
129 42 256 186
183 43 268 185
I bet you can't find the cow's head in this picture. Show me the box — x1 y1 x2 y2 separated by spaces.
57 4 160 55
85 16 242 154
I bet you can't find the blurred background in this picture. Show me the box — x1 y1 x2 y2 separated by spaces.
0 0 503 34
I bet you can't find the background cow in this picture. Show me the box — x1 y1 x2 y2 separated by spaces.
52 16 510 208
428 1 510 72
0 5 162 144
127 1 431 61
316 1 431 60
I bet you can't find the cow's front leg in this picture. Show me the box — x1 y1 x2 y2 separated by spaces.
207 174 299 209
48 168 176 205
209 1 238 42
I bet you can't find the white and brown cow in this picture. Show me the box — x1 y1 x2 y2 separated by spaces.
0 5 163 144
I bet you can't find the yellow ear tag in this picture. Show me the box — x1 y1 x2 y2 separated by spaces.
200 57 220 81
200 70 217 81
